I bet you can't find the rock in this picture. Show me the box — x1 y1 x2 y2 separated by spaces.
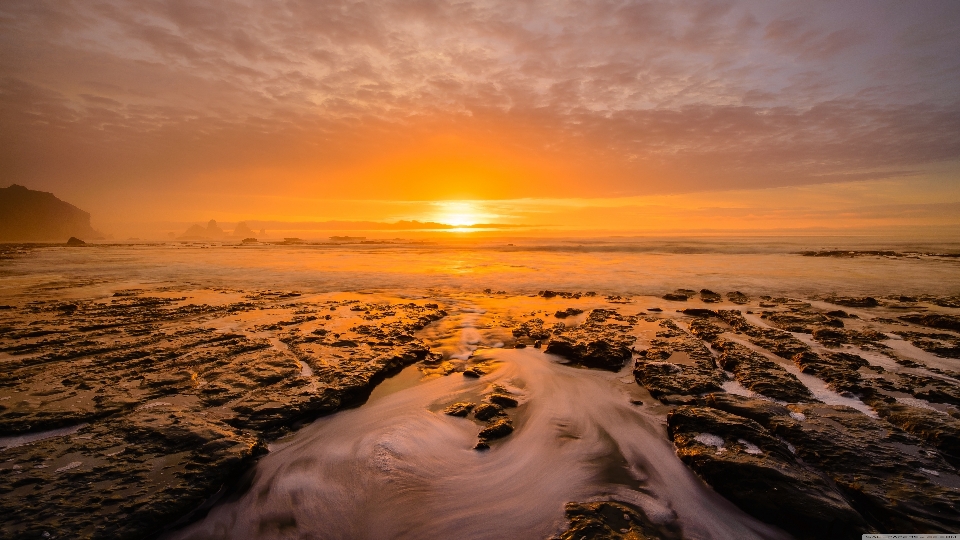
662 293 687 301
512 318 551 340
667 406 870 539
556 501 680 540
900 313 960 333
0 292 446 538
791 351 867 394
699 289 722 303
634 320 723 401
462 367 484 378
699 393 794 425
443 402 475 417
713 339 814 402
544 309 636 371
488 393 518 408
867 401 960 466
0 184 103 242
473 403 504 421
66 236 86 246
726 291 750 304
478 418 514 441
826 296 880 308
768 404 960 533
554 308 584 319
546 334 633 371
680 308 716 318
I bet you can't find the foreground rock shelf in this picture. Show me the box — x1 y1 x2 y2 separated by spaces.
0 289 444 539
2 286 959 538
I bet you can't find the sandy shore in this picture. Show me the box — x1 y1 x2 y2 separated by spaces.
2 284 960 538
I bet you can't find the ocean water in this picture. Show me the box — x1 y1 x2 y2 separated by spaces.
2 235 959 299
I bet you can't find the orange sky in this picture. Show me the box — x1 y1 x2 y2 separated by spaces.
1 0 959 237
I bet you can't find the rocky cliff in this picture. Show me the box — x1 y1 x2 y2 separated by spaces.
0 184 102 242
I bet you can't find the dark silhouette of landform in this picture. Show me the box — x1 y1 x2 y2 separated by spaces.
0 184 102 242
178 220 256 240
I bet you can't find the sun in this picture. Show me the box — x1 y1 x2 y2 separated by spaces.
435 201 482 227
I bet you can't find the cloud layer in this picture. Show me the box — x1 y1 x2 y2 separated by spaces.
1 0 959 214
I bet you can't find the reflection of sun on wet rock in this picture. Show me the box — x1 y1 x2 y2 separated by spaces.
555 501 682 540
442 402 475 417
544 309 636 371
667 405 870 539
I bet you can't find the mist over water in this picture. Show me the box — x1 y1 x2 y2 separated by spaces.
2 236 959 298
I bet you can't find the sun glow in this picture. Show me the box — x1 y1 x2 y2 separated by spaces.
435 202 483 227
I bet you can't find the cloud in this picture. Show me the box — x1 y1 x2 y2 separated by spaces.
0 0 958 214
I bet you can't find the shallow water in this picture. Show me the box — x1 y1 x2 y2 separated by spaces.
2 236 960 299
171 345 788 540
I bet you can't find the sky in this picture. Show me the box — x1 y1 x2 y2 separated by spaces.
1 0 959 236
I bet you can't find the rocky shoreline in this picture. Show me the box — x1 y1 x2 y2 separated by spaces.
2 286 959 538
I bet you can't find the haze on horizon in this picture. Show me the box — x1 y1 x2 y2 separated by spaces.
2 0 959 237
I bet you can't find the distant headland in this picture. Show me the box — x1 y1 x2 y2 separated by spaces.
0 184 102 242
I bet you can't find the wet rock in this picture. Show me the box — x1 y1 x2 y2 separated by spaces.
699 393 794 425
634 320 723 401
716 310 811 359
488 393 518 408
893 330 960 359
811 327 888 348
826 296 880 308
66 237 86 246
680 308 716 318
713 340 814 402
0 292 446 538
687 318 725 342
699 289 722 303
546 334 633 371
545 309 636 371
661 293 687 301
554 308 584 319
512 318 551 341
726 291 750 304
473 403 504 421
478 417 514 441
900 313 960 333
443 402 475 417
462 367 484 378
791 351 867 394
768 404 960 533
556 501 680 540
867 401 960 466
667 406 870 539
